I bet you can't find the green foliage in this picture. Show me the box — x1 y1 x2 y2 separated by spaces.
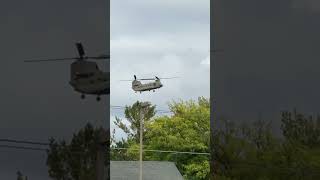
212 109 320 180
281 109 320 148
182 161 210 179
112 97 210 179
46 123 108 180
114 101 156 143
145 98 210 179
46 100 320 180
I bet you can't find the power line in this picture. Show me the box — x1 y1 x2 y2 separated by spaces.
0 139 49 146
111 105 169 111
0 138 209 155
0 145 48 152
112 147 210 155
0 144 210 156
110 105 172 114
2 141 320 174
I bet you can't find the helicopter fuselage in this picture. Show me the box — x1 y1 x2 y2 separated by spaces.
24 42 110 101
69 61 109 96
69 71 109 95
132 79 163 92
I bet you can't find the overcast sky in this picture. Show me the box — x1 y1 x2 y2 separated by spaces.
212 0 320 132
0 0 108 179
110 0 210 140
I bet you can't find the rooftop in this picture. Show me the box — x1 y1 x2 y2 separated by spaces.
110 161 184 180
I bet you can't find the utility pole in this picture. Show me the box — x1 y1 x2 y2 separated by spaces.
96 127 108 180
139 106 143 180
139 102 150 180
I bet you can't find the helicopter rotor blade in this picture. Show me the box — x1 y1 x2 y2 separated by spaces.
138 77 179 80
157 76 180 79
24 57 78 62
119 75 179 81
76 42 85 58
87 54 110 59
139 78 155 80
89 54 110 59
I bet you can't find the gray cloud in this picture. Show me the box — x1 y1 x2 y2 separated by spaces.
110 0 210 139
212 0 320 133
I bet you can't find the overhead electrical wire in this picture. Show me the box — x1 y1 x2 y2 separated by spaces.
110 105 172 114
3 138 320 174
0 145 48 152
0 138 208 155
0 138 49 146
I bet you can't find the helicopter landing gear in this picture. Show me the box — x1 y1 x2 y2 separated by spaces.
81 94 85 99
96 96 101 101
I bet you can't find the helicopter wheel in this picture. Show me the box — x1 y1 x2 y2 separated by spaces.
81 94 85 99
153 90 155 92
96 96 101 101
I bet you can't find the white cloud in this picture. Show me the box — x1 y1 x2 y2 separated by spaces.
110 35 209 102
133 0 209 7
110 0 210 139
111 0 210 37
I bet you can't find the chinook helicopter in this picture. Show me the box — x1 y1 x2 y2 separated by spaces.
24 42 109 101
121 75 178 93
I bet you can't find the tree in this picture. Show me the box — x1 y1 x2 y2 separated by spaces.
211 109 320 180
144 97 210 179
281 109 320 148
111 97 211 179
114 101 156 143
110 129 137 161
46 123 109 180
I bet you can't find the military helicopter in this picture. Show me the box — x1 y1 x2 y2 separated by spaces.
24 42 109 101
121 75 178 93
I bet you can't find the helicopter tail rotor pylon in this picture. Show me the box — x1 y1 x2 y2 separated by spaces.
76 42 85 59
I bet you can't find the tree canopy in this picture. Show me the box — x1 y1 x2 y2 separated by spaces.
46 124 109 180
112 97 210 179
114 101 156 143
211 109 320 180
46 97 320 180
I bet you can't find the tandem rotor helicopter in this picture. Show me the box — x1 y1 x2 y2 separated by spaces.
120 75 178 93
24 42 109 101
